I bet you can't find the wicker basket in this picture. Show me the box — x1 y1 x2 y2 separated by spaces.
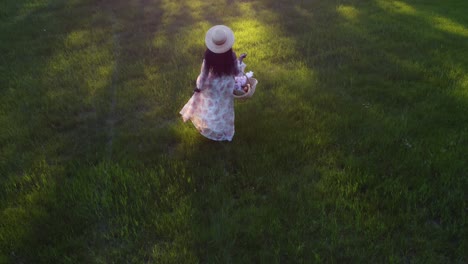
233 77 257 100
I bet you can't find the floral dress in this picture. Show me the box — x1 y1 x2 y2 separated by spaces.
179 60 238 141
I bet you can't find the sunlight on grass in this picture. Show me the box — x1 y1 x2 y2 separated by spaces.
390 0 416 15
12 0 50 22
432 16 468 38
0 160 57 255
337 5 360 21
47 30 114 105
148 19 210 112
377 0 468 37
161 0 184 26
376 0 416 15
225 3 320 124
21 0 50 11
167 0 321 163
160 0 222 27
230 17 297 62
184 0 206 21
228 5 297 69
452 72 468 99
274 62 317 100
65 30 91 47
0 207 29 248
152 33 168 50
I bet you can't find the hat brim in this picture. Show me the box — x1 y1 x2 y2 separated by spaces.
205 25 235 54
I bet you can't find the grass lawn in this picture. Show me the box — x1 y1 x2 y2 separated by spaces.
1 0 467 262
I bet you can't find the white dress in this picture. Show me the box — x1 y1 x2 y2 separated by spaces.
179 60 237 141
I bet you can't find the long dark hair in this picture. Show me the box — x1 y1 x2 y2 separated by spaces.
203 48 239 76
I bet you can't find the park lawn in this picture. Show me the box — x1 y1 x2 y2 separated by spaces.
0 0 467 263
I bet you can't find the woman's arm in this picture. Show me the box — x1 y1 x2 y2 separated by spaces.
235 53 247 76
195 60 208 91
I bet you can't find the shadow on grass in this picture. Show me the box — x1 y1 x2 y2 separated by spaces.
1 0 467 263
0 0 154 262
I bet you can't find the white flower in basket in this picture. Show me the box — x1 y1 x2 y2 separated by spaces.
233 56 257 100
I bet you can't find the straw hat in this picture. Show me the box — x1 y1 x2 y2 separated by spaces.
205 25 235 54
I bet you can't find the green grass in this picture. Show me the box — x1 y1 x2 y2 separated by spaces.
1 0 467 263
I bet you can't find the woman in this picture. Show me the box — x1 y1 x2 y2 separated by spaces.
180 25 240 141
